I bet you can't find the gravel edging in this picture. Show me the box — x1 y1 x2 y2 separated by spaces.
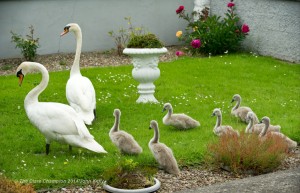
0 46 184 76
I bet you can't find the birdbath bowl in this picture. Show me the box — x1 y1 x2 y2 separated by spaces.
123 47 168 103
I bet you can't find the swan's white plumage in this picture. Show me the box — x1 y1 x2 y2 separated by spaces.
109 109 142 154
162 103 200 129
61 23 96 125
149 120 180 175
212 108 239 137
16 62 107 154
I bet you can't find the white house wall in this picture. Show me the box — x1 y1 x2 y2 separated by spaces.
0 0 194 59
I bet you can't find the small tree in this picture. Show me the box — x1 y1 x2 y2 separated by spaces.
11 25 39 61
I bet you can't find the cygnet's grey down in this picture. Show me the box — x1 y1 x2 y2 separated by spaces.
231 94 257 123
149 120 180 175
212 108 239 137
109 109 142 154
245 112 281 134
162 103 200 129
259 116 297 150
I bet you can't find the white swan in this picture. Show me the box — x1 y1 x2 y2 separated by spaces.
212 108 239 137
149 120 180 175
16 62 107 155
231 94 257 123
162 103 200 129
259 116 297 150
245 112 281 134
109 109 142 154
61 23 96 125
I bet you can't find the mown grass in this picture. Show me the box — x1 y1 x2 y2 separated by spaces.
0 53 299 189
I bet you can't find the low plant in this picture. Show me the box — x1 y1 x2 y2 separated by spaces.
207 132 288 174
127 33 163 48
11 25 39 61
108 17 163 53
102 158 157 189
0 177 36 193
176 0 249 55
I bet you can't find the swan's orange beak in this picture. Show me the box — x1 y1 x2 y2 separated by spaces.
18 74 24 86
60 29 69 36
17 69 24 86
60 27 70 36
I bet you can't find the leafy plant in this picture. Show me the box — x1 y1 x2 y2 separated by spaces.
109 17 163 52
11 25 39 61
176 0 249 55
0 177 36 193
207 132 288 174
127 33 163 48
102 158 157 189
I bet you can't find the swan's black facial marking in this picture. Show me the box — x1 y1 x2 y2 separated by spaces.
16 69 23 77
61 26 71 36
17 69 24 86
64 26 71 31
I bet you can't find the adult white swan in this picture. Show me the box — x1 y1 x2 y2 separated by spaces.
16 62 107 155
61 23 96 125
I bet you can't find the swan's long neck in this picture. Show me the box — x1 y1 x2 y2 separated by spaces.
232 98 240 111
151 124 159 143
25 64 49 106
71 28 82 76
259 120 269 137
215 114 222 127
245 117 253 133
167 107 173 118
111 114 120 133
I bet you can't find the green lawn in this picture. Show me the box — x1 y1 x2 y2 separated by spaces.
0 53 299 189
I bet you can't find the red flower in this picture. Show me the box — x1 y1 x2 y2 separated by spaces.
175 51 184 57
241 24 250 33
227 2 235 7
176 5 184 14
191 39 201 48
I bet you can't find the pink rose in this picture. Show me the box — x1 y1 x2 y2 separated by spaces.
227 2 235 8
175 51 184 57
176 5 184 14
241 24 250 33
191 39 201 48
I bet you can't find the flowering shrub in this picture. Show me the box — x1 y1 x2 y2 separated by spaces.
11 25 39 61
176 0 249 55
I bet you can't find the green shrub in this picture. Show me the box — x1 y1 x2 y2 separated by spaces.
11 25 39 61
0 177 36 193
207 132 288 174
109 17 164 53
102 158 157 189
176 0 249 55
127 33 164 48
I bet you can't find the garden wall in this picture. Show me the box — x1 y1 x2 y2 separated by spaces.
0 0 193 59
210 0 300 63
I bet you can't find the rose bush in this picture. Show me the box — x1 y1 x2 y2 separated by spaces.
176 0 250 55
